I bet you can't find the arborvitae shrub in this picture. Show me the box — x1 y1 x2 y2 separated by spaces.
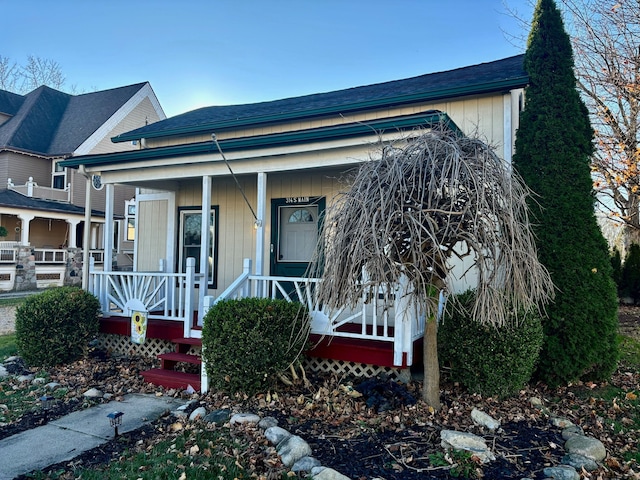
201 297 310 395
622 244 640 304
438 290 544 398
611 247 623 294
15 287 101 367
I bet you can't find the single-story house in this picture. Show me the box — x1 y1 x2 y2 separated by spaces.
60 54 528 392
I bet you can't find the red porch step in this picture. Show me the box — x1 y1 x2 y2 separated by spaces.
141 337 203 391
141 369 201 391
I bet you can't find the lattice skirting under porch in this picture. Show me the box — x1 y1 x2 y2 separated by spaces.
96 333 174 358
302 356 412 383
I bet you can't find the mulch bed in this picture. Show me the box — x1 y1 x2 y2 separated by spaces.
3 308 639 479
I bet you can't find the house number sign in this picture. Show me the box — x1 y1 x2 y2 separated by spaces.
285 197 310 204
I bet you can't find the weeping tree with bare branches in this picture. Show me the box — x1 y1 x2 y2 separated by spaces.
314 126 554 409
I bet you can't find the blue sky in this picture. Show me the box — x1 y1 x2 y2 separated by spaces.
4 1 533 117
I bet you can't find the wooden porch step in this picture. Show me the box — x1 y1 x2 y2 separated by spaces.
158 352 202 370
171 337 202 354
141 369 201 391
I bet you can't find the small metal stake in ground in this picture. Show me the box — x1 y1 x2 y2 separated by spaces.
39 395 54 423
107 411 124 438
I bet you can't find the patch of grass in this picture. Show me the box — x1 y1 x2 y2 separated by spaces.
0 371 49 423
619 334 640 369
29 425 289 480
0 296 29 307
0 333 17 361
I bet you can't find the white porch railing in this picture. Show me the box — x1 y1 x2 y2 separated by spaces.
215 259 426 366
33 248 67 263
8 177 70 202
88 257 197 338
0 248 17 263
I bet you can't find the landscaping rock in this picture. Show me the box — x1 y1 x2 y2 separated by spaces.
258 416 278 429
265 426 291 446
551 417 575 428
230 413 260 425
17 374 34 383
189 406 207 421
204 408 230 425
291 455 321 472
0 365 7 377
440 429 495 463
561 425 584 440
45 382 61 391
564 435 606 462
311 466 351 480
83 388 103 398
276 434 312 467
471 408 500 431
561 453 599 471
542 465 580 480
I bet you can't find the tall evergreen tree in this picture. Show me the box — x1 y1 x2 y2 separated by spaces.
513 0 619 386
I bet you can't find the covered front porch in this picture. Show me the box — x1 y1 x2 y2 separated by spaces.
91 257 427 392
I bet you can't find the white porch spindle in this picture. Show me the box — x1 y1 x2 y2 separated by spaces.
393 274 414 366
184 257 196 338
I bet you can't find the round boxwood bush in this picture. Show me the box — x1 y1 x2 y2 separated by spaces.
438 290 544 398
202 297 310 395
15 287 101 367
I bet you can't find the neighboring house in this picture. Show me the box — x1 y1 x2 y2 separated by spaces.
61 55 528 391
0 83 165 291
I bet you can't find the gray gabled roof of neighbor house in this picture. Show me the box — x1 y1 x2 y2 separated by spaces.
111 54 527 143
0 82 149 157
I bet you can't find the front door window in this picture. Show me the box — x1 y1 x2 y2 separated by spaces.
278 206 318 262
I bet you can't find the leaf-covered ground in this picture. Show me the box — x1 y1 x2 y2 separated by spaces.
2 309 639 479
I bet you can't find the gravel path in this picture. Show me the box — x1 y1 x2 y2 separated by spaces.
0 306 16 335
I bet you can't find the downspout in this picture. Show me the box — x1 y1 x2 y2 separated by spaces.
78 165 92 289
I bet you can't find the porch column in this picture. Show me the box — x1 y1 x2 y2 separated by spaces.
17 213 34 246
82 173 92 289
103 183 114 272
199 175 212 323
255 172 267 279
66 219 80 248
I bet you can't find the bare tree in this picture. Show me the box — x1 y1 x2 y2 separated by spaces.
0 55 19 92
0 54 66 94
314 127 553 409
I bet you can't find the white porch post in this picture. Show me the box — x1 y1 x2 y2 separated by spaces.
393 274 414 367
103 184 114 272
255 172 267 294
82 175 92 289
185 257 196 338
17 213 34 246
66 219 80 248
199 176 212 324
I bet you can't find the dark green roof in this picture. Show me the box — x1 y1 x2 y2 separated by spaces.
112 54 526 143
60 111 458 168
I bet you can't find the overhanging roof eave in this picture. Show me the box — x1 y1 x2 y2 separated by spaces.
62 111 459 169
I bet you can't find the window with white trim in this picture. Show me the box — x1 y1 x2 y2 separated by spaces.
52 161 66 190
178 207 218 288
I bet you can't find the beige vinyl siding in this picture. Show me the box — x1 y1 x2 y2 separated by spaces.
136 198 168 271
89 98 163 155
144 93 509 153
4 153 51 187
174 169 345 294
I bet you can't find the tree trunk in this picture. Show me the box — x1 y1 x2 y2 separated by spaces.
422 314 440 410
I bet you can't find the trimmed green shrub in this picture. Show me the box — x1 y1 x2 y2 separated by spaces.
611 247 622 292
438 290 544 398
15 287 101 367
201 297 310 395
622 244 640 304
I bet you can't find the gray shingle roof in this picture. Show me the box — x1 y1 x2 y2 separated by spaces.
113 54 526 142
0 82 148 156
0 189 105 217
